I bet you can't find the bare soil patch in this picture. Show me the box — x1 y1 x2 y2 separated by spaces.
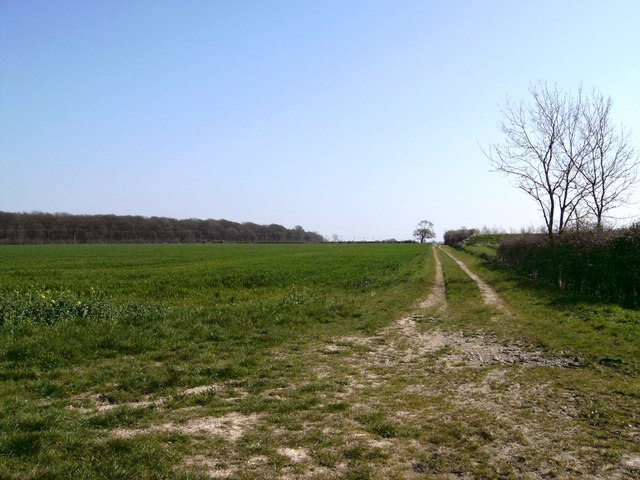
112 412 260 441
66 393 164 413
67 383 239 415
278 447 311 464
182 455 237 479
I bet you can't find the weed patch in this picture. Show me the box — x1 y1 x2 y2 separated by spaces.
0 286 169 328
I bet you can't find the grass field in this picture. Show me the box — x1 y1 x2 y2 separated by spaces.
1 243 639 479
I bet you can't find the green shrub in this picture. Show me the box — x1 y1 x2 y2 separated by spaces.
443 228 478 248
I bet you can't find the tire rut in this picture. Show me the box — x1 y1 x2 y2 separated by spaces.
307 246 615 478
419 244 447 312
438 246 511 315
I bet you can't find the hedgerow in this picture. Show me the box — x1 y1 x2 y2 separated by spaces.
497 226 640 307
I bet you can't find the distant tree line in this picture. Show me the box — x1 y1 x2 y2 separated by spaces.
0 212 325 245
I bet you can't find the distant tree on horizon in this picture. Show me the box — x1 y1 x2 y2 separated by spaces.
413 220 435 243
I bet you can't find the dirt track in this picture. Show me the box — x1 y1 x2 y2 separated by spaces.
303 245 636 478
437 246 510 315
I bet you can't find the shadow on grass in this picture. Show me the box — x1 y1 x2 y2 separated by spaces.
472 253 638 311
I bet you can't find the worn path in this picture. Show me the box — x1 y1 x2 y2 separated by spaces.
438 246 510 315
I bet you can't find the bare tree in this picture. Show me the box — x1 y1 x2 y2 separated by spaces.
485 82 637 237
413 220 435 243
487 83 572 237
580 91 638 230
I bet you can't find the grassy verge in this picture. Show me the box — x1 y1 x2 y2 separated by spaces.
444 247 640 371
460 233 505 260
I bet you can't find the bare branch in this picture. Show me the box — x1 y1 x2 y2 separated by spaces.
579 90 639 229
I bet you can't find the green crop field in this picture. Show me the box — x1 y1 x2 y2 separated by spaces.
1 243 639 479
0 244 431 479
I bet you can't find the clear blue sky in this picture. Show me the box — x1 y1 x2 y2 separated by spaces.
2 1 639 240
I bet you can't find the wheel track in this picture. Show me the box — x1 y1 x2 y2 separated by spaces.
438 245 511 315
